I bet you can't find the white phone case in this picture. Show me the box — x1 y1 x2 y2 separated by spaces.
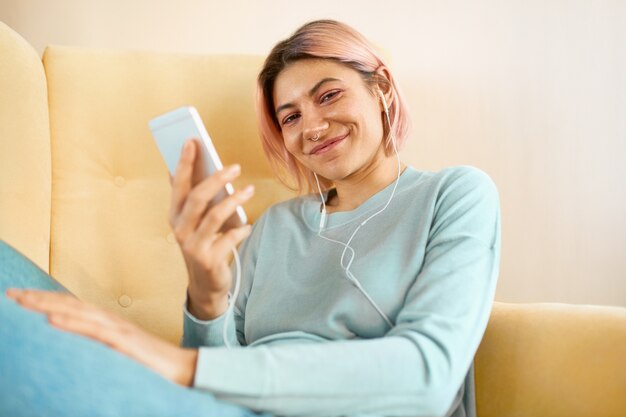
149 106 247 226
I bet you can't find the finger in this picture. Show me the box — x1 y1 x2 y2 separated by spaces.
48 311 124 349
195 184 253 237
209 224 253 262
182 223 251 279
169 140 196 221
172 165 242 241
49 311 188 386
6 289 79 312
7 289 119 329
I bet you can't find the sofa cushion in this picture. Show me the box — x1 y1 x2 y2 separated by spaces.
43 46 293 342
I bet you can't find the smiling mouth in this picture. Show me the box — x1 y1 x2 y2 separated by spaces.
309 133 349 155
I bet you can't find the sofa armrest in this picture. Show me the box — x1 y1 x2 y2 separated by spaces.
475 302 626 417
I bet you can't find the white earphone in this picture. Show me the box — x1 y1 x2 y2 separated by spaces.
223 89 397 347
312 88 399 328
379 89 389 116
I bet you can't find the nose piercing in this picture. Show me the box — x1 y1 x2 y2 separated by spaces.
310 133 320 142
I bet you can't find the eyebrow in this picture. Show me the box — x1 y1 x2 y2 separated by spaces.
275 77 341 116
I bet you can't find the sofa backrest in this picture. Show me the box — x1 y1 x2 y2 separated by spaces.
0 21 51 271
41 45 294 342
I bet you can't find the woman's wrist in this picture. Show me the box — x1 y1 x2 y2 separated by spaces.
176 348 199 387
187 290 229 321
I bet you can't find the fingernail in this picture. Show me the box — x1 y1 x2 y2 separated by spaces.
6 288 20 298
241 185 254 197
226 164 241 176
49 314 62 325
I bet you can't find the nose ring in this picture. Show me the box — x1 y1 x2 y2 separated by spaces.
310 133 320 142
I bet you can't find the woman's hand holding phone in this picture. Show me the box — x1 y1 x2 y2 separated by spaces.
169 140 254 321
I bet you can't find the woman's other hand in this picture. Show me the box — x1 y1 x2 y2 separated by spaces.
169 140 254 321
5 288 198 387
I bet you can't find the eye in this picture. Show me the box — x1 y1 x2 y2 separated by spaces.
282 113 300 126
320 90 341 103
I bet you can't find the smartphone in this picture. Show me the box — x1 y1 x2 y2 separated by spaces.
149 106 247 228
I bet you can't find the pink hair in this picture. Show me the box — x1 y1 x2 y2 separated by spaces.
256 20 411 193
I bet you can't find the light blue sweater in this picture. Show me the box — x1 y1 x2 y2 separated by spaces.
182 166 501 417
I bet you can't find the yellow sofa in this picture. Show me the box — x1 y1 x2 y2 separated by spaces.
1 21 625 417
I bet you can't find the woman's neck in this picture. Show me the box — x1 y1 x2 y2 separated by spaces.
324 154 405 214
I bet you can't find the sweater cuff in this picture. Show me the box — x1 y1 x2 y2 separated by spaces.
181 298 229 348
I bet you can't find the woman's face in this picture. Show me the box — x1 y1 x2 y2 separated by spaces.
273 59 386 183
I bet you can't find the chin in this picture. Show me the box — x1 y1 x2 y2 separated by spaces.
315 166 354 183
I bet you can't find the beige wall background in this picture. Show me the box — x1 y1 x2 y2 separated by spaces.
1 0 625 306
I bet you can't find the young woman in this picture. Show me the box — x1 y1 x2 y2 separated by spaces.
1 20 500 417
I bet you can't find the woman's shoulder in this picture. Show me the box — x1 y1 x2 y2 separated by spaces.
399 165 499 220
409 165 498 196
428 166 500 224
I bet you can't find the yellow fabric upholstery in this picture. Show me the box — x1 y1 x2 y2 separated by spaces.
475 302 626 417
0 21 51 271
1 21 625 416
42 45 294 342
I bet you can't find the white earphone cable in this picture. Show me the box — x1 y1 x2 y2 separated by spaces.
314 97 399 329
224 92 400 346
223 246 242 348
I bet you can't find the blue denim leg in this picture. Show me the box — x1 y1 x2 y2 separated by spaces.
0 241 69 293
0 240 268 417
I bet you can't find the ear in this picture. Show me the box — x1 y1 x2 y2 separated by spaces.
374 66 394 112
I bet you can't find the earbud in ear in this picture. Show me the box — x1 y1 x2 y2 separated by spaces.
378 89 389 116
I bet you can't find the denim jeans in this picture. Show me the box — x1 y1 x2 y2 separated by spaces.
0 240 266 417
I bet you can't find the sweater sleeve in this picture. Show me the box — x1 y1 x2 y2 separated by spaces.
192 167 501 417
